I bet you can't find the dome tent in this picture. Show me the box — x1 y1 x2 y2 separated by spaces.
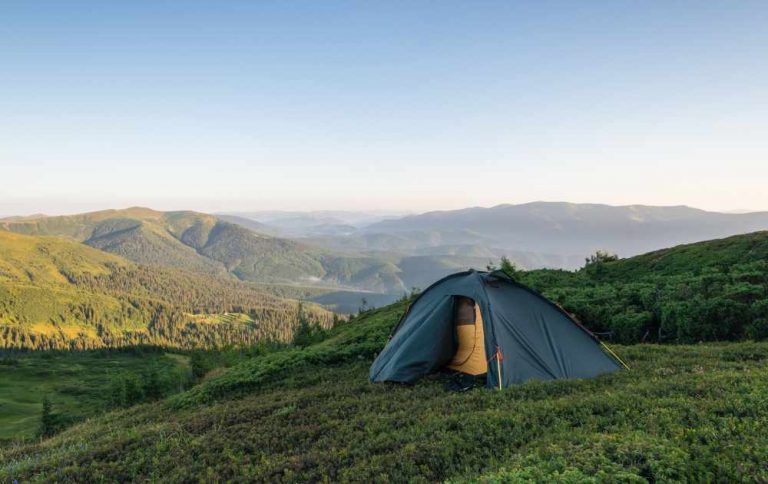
370 270 624 389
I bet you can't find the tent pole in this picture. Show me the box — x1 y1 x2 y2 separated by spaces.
496 356 502 390
495 346 503 390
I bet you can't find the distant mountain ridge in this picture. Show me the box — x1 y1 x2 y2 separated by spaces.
361 202 768 265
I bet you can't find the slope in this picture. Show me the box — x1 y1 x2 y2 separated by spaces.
592 230 768 280
520 231 768 344
0 231 335 350
0 208 325 283
2 301 767 481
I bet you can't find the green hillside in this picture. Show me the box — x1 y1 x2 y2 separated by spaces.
85 218 228 277
0 231 335 350
0 208 323 283
592 230 768 279
519 231 768 344
2 301 767 481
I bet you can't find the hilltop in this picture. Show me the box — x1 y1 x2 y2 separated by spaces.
519 231 768 344
0 231 335 350
587 230 768 280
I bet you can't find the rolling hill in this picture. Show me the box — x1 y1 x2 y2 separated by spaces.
0 231 335 350
219 210 401 237
0 208 503 297
589 230 768 280
0 208 324 283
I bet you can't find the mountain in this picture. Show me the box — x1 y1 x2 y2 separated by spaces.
1 208 228 276
0 208 498 297
9 202 767 305
0 231 335 350
361 202 768 268
0 208 347 287
0 208 332 283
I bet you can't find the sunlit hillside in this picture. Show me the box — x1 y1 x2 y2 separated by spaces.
0 231 335 350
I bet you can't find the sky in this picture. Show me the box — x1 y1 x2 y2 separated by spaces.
2 1 767 216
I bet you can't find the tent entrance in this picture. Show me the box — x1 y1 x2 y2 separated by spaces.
447 296 488 375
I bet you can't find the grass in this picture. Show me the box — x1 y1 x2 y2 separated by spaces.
187 312 255 325
2 302 768 482
0 349 192 441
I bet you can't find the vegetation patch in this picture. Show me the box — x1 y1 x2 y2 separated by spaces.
0 348 192 441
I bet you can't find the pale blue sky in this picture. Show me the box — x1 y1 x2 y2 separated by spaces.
2 1 767 215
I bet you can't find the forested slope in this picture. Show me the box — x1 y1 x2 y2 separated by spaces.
0 208 323 283
0 231 335 350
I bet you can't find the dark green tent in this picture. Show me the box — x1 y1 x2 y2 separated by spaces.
370 270 623 388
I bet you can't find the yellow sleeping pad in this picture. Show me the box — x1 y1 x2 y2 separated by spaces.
448 304 488 375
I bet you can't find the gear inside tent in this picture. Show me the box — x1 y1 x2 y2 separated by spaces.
447 296 487 375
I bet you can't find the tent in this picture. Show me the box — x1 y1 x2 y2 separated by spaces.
369 270 625 389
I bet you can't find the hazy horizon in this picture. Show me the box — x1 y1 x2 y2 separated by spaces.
1 199 766 220
3 1 768 215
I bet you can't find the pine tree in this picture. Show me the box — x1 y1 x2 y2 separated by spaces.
38 395 55 438
499 256 520 281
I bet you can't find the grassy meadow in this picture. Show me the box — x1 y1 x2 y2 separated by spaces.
2 303 768 482
0 349 193 441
